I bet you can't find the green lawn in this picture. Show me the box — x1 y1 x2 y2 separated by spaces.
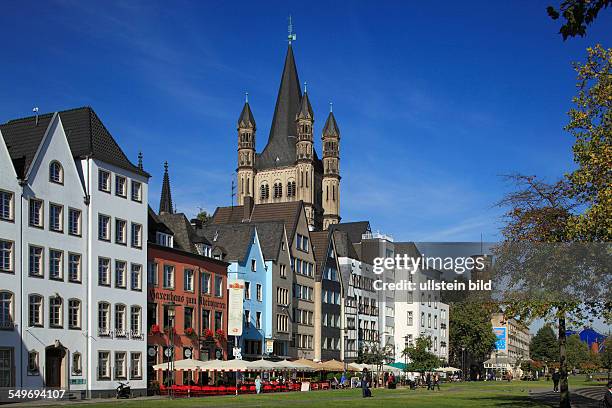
40 377 600 408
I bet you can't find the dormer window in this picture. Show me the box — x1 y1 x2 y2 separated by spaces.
49 161 63 184
155 232 173 248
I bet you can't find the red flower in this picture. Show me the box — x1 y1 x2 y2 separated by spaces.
204 329 215 339
215 329 226 340
150 324 162 334
185 327 194 335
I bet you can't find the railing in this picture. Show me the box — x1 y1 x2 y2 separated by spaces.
361 231 394 242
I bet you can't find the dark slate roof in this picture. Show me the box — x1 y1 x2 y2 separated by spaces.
148 206 173 243
330 221 371 244
251 221 285 261
297 91 314 120
332 230 360 260
310 230 331 279
157 212 211 253
322 111 340 138
237 102 256 129
159 162 173 214
0 106 149 179
393 242 423 258
198 223 255 263
256 44 302 170
210 201 304 245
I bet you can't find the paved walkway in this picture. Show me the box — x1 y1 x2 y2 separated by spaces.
530 387 607 408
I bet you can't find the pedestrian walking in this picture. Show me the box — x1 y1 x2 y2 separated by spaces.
361 368 372 398
433 373 441 391
426 373 432 390
551 370 560 393
255 375 262 394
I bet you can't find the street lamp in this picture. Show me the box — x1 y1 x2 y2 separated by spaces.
166 301 177 398
461 346 466 381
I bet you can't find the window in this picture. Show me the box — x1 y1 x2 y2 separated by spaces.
214 311 222 331
131 223 142 248
130 352 142 379
112 353 126 383
277 314 289 332
0 241 12 273
273 182 282 198
98 257 110 286
201 309 210 330
28 295 43 327
244 309 250 325
407 311 413 326
98 351 110 379
280 264 287 278
0 190 13 221
49 161 63 184
49 203 63 232
421 312 425 327
256 284 262 301
251 259 256 272
287 181 296 197
49 249 63 280
156 232 173 247
115 175 127 197
184 307 193 329
163 265 174 288
68 299 81 329
72 353 82 375
296 234 309 252
184 269 194 292
68 253 81 283
0 348 13 386
244 281 251 299
260 183 269 200
201 273 210 294
29 199 43 228
130 306 141 336
28 351 39 375
49 296 62 328
147 262 158 287
115 304 126 336
0 292 13 329
98 170 110 192
115 219 127 244
98 214 110 241
68 208 81 236
29 246 43 277
131 181 142 202
115 260 127 288
428 313 431 328
214 276 222 297
131 264 142 290
98 302 110 335
434 315 438 329
256 311 261 329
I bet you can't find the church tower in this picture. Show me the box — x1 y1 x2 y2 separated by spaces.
236 95 256 206
322 106 340 229
296 85 315 226
159 161 174 214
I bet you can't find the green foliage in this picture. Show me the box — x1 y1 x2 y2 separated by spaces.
448 301 497 368
357 341 394 366
402 336 441 373
602 337 612 372
196 209 212 224
566 334 590 369
530 325 560 363
565 44 612 243
547 0 611 40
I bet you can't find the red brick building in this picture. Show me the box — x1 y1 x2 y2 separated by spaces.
146 168 229 386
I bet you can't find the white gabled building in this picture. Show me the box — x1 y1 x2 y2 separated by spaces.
0 107 149 397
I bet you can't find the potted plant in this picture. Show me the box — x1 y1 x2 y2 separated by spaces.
215 329 226 341
164 326 176 335
203 328 215 340
150 324 162 335
185 327 198 339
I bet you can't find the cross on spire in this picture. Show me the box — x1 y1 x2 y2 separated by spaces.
304 81 307 93
288 15 296 44
245 91 249 103
329 102 333 113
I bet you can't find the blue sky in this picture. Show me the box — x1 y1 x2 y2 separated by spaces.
1 1 611 242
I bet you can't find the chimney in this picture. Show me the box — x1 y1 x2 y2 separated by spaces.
190 218 203 229
243 196 254 222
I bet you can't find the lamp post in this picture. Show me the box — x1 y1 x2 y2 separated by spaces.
461 346 466 382
166 301 177 398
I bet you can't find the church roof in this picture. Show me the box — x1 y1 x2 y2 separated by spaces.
159 162 173 214
297 91 314 120
0 106 149 179
237 101 256 129
322 111 340 138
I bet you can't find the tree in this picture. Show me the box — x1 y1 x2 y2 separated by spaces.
448 301 497 369
565 45 612 243
530 325 560 364
402 337 441 373
357 341 394 366
601 337 612 379
566 334 590 369
547 1 611 40
196 208 211 224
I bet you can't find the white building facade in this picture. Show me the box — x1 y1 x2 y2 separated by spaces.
0 108 149 397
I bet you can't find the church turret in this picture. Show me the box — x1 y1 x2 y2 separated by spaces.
159 161 174 214
296 84 316 226
322 105 340 230
237 93 256 206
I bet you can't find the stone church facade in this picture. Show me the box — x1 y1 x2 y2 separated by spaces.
236 42 341 231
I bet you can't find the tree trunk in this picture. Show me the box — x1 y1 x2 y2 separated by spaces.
558 314 571 408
